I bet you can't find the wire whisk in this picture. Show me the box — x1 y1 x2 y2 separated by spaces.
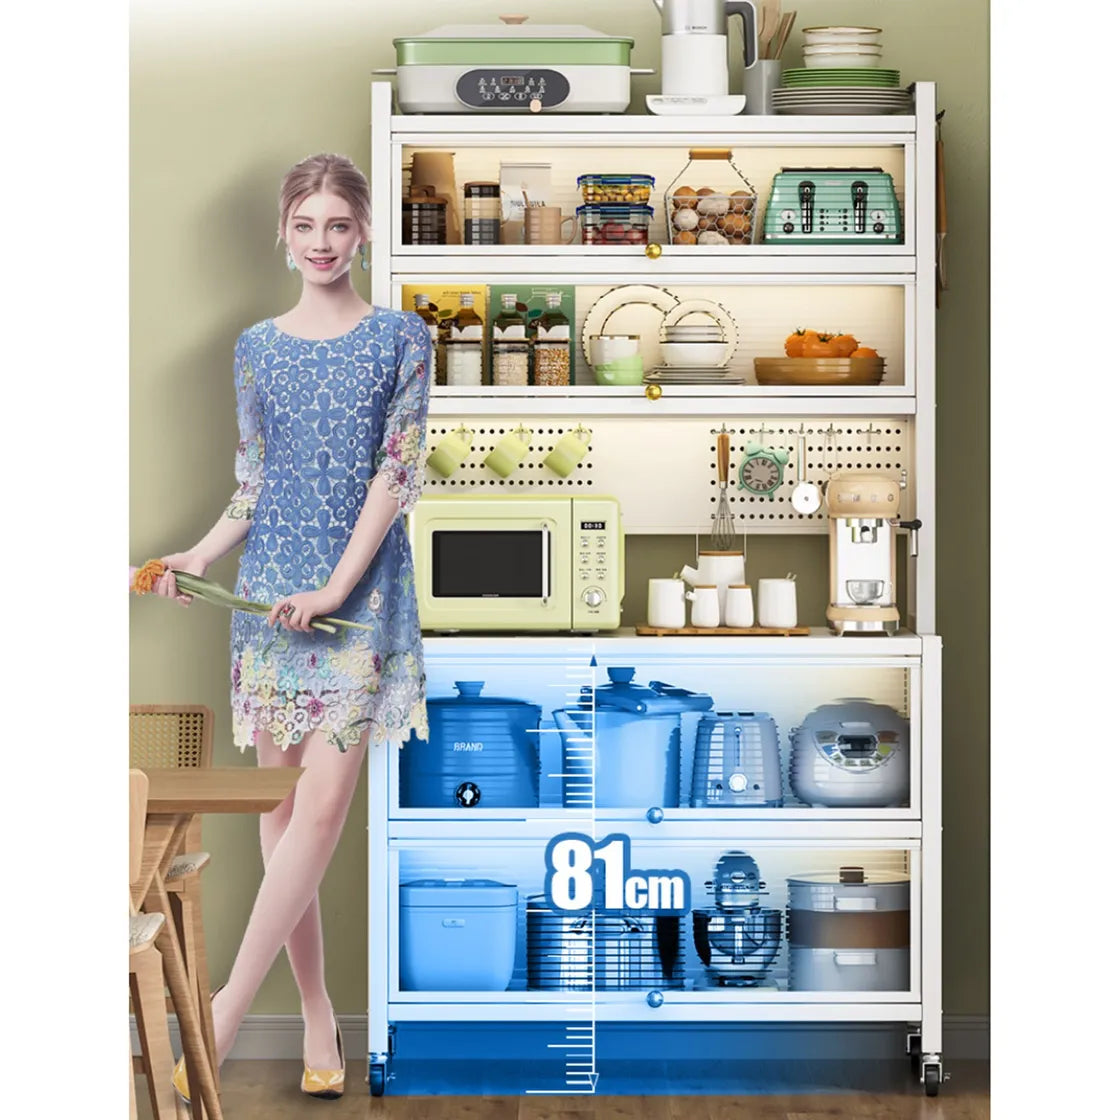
711 430 736 550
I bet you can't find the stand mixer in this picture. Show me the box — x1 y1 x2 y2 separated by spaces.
824 472 922 635
691 851 782 986
647 0 758 115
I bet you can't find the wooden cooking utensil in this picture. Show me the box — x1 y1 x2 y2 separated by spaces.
773 12 796 58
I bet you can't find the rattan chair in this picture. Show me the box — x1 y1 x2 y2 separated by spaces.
129 705 216 1071
129 769 178 1120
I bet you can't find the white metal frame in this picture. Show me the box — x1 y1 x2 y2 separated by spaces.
368 80 943 1085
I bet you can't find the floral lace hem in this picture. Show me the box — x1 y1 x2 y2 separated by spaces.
233 682 429 753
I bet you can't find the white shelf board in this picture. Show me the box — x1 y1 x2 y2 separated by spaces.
426 389 916 417
388 819 922 840
386 1001 924 1022
391 114 916 141
421 628 923 658
391 248 915 279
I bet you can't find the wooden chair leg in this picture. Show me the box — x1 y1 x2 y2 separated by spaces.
182 875 218 1079
131 944 179 1120
129 1035 138 1120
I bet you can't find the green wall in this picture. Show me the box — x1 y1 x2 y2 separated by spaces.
130 0 988 1019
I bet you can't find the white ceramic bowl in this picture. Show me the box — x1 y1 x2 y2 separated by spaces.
804 43 883 55
659 341 729 368
803 52 883 69
803 26 882 45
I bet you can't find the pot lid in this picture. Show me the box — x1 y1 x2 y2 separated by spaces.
585 667 713 715
787 867 910 887
396 23 634 44
401 878 519 907
428 681 540 711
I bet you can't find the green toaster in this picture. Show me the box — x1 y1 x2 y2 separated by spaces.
762 168 902 244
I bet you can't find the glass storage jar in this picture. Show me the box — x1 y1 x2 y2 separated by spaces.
463 181 501 245
445 339 483 386
401 188 447 245
532 291 572 386
664 148 758 247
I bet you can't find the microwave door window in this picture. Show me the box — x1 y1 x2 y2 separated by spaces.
431 530 550 598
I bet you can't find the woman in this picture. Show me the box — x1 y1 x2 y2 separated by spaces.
154 152 431 1100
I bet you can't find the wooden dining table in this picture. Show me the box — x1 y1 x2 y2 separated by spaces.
132 766 304 1120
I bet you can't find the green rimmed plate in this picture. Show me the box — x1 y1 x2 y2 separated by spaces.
783 67 899 84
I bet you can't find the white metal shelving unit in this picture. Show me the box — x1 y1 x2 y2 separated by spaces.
368 81 943 1097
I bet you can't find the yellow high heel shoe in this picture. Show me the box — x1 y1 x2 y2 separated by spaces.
301 1019 345 1100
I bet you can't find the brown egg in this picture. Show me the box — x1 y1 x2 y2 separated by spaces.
672 186 698 208
674 229 697 244
720 212 749 237
730 189 753 214
696 187 715 196
697 216 712 230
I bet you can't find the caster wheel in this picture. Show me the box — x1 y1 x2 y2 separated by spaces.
369 1063 386 1097
923 1064 941 1097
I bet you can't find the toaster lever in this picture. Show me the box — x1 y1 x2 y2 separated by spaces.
798 180 815 234
851 180 868 234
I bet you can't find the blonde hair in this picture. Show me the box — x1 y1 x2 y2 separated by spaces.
277 153 372 241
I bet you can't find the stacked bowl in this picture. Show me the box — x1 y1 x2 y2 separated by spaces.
659 321 727 369
802 25 883 68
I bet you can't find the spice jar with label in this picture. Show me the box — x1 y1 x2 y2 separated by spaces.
463 181 501 245
531 290 572 387
412 293 446 386
491 293 529 386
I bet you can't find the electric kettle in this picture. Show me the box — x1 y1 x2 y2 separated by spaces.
648 0 758 115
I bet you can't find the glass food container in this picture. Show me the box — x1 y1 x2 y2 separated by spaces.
577 173 654 204
463 181 501 245
401 188 448 245
664 148 758 247
492 293 529 386
532 291 572 386
577 203 654 245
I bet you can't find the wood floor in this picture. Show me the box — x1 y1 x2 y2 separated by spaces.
135 1059 989 1119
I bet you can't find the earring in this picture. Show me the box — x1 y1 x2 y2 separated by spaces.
359 244 370 272
286 248 297 272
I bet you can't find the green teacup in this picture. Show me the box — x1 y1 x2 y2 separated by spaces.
484 426 533 477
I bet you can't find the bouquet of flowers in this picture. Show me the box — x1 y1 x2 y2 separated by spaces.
129 560 370 635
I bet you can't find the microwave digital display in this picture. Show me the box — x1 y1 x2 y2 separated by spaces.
431 530 548 598
581 520 606 530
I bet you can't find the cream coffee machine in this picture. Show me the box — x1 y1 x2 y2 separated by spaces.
824 472 920 635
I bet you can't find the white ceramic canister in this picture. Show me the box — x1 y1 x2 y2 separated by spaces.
647 578 687 629
686 585 720 628
680 551 745 625
723 584 754 628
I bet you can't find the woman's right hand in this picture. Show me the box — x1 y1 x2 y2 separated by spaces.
155 551 209 606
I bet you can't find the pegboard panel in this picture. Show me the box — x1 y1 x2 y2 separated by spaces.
403 144 907 247
424 415 914 534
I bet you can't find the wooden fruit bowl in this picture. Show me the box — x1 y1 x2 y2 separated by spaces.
753 357 886 385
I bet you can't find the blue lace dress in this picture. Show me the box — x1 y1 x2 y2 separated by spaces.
225 308 432 752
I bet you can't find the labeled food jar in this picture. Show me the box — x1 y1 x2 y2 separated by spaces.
577 173 655 204
532 291 572 386
577 203 654 246
492 339 530 386
463 181 501 245
664 148 757 247
401 189 447 245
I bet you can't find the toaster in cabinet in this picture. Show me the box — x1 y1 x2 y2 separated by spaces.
762 168 902 244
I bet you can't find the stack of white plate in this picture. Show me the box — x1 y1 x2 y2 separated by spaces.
802 25 883 69
644 366 745 385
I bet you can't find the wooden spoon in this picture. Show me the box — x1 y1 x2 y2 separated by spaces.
773 12 796 59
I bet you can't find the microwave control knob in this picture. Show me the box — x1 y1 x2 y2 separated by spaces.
582 587 604 608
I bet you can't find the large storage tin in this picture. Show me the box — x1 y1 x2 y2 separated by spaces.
402 681 541 808
786 868 910 991
399 879 518 991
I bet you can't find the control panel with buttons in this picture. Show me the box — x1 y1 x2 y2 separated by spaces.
455 69 571 110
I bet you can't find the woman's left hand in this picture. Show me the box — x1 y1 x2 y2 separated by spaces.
267 588 345 632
